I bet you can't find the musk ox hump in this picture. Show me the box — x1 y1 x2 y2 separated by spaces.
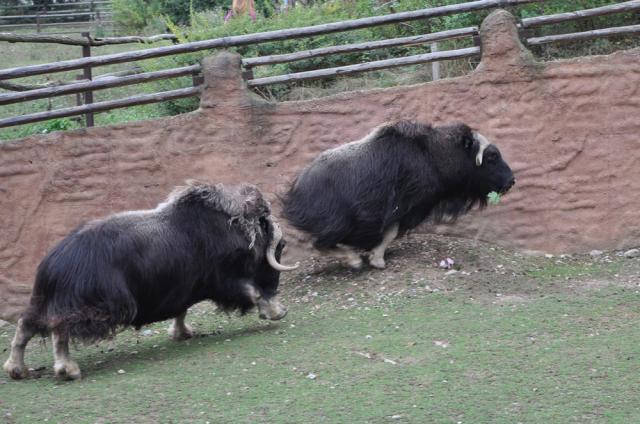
170 180 271 218
170 180 272 248
382 120 433 139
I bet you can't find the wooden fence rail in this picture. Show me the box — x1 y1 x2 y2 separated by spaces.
527 23 640 45
0 87 201 128
0 65 201 106
0 0 543 80
0 32 176 47
0 0 112 33
1 0 639 131
242 27 478 68
520 0 640 28
247 47 481 87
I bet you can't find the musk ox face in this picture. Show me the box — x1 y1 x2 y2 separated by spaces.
251 234 288 321
474 143 516 196
456 126 515 198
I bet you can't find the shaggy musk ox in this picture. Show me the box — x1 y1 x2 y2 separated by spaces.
283 121 515 269
3 181 298 380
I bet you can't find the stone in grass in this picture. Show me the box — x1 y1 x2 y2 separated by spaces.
624 248 640 258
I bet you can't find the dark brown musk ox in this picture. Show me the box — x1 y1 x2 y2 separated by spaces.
282 121 515 269
3 181 298 380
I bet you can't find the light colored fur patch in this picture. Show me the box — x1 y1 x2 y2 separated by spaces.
3 318 34 379
52 331 81 380
168 311 194 341
368 223 399 269
257 297 287 321
320 244 363 269
474 132 491 166
320 122 390 162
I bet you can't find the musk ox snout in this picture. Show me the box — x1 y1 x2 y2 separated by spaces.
258 298 288 321
502 176 516 194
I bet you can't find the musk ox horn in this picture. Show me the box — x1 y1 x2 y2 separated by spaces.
266 215 299 272
474 132 491 166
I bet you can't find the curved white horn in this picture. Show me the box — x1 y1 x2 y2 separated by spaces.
266 216 299 272
474 132 491 166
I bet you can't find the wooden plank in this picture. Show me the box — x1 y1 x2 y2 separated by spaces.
0 67 143 92
0 86 201 128
521 0 640 28
0 21 113 30
0 65 201 105
81 32 94 127
0 32 176 47
0 12 101 20
0 0 542 80
247 46 480 87
242 26 477 67
527 24 640 45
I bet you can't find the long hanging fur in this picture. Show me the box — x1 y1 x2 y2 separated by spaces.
21 181 282 341
283 121 514 251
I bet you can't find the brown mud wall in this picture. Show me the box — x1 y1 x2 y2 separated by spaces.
1 10 639 320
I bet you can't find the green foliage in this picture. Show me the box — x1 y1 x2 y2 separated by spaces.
40 118 78 134
487 191 502 205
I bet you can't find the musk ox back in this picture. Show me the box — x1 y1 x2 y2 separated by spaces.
283 121 515 269
4 181 298 380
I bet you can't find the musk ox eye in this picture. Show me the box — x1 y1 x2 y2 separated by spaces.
486 152 498 163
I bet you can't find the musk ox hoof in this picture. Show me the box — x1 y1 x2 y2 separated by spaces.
54 360 81 380
346 257 364 270
168 323 194 341
369 256 386 269
3 360 28 380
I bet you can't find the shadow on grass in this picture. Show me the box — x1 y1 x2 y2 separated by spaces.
20 319 285 381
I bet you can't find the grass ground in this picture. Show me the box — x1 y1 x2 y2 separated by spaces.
1 234 639 423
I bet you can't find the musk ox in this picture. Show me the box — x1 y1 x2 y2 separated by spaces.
283 121 515 269
3 181 298 380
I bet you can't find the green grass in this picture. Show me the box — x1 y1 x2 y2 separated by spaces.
2 283 639 423
525 261 623 282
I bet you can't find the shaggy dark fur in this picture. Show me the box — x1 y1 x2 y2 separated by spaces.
283 121 515 251
21 181 285 341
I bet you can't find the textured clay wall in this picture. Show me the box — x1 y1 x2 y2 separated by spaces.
1 10 639 320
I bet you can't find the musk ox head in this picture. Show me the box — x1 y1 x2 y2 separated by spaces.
441 123 515 198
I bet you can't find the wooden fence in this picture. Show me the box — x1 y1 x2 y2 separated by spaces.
1 0 639 130
0 0 113 33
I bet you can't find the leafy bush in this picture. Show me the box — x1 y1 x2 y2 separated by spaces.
135 0 639 112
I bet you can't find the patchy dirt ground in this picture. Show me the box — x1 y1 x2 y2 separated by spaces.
279 233 640 309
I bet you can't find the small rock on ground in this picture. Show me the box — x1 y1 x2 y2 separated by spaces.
624 248 639 258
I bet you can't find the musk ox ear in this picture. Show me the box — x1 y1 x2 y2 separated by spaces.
454 124 474 150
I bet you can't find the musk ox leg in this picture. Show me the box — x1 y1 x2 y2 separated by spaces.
52 330 81 380
368 223 399 269
168 311 194 341
318 244 363 270
3 318 35 379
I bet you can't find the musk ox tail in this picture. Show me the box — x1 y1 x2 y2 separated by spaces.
23 233 137 342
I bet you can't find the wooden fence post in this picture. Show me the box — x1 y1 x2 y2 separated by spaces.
81 32 95 127
430 42 440 80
